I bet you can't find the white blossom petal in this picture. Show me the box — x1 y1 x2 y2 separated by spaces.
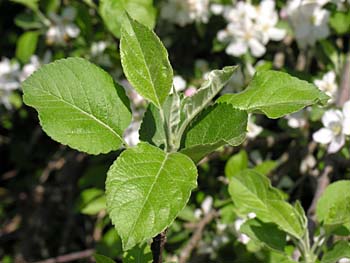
313 128 334 144
226 41 248 56
328 134 345 153
322 109 343 128
268 27 286 41
248 38 266 57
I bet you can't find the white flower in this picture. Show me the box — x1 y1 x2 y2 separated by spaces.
255 0 286 44
217 0 285 57
194 196 213 219
210 4 224 15
339 258 350 263
314 71 338 102
234 213 255 244
91 41 107 56
286 0 330 48
184 86 197 97
234 218 250 244
247 114 263 139
0 57 20 109
172 75 187 93
286 110 308 128
19 55 41 82
300 154 316 173
188 0 210 23
313 101 350 153
161 0 209 26
46 7 80 45
201 196 213 214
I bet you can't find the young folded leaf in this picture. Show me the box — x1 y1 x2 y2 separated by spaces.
176 66 238 146
120 15 173 108
218 70 329 118
22 58 131 154
106 142 198 250
180 103 247 163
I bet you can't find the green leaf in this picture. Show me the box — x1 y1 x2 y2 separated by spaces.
14 13 42 30
106 142 198 250
139 103 166 148
225 150 248 179
99 0 156 38
180 103 247 163
76 188 106 215
120 15 172 108
16 31 39 63
11 0 38 10
22 58 131 154
321 241 350 263
166 92 181 147
266 251 296 263
229 170 304 238
123 243 152 263
178 66 238 137
316 180 350 227
240 218 286 252
329 11 350 35
217 70 329 119
253 160 278 176
139 93 182 149
94 254 116 263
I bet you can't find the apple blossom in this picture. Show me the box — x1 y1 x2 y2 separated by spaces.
217 0 285 57
285 0 330 48
46 7 80 45
314 71 338 102
313 101 350 153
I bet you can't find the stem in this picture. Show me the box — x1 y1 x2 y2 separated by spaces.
159 109 170 152
151 231 167 263
34 8 51 27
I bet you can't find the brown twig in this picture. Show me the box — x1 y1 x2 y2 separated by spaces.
32 249 95 263
151 230 167 263
337 50 350 107
307 165 333 221
178 210 217 263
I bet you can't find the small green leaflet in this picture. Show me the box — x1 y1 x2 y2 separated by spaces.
123 243 152 263
94 254 116 263
321 241 350 263
120 15 173 108
180 103 247 163
217 70 329 118
225 150 248 179
99 0 156 38
316 180 350 227
229 169 304 238
240 218 286 252
106 142 197 250
16 31 39 63
22 58 131 154
178 66 238 139
139 103 166 148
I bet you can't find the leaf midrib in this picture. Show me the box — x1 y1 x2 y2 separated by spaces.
125 152 169 246
33 86 123 142
124 25 161 107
